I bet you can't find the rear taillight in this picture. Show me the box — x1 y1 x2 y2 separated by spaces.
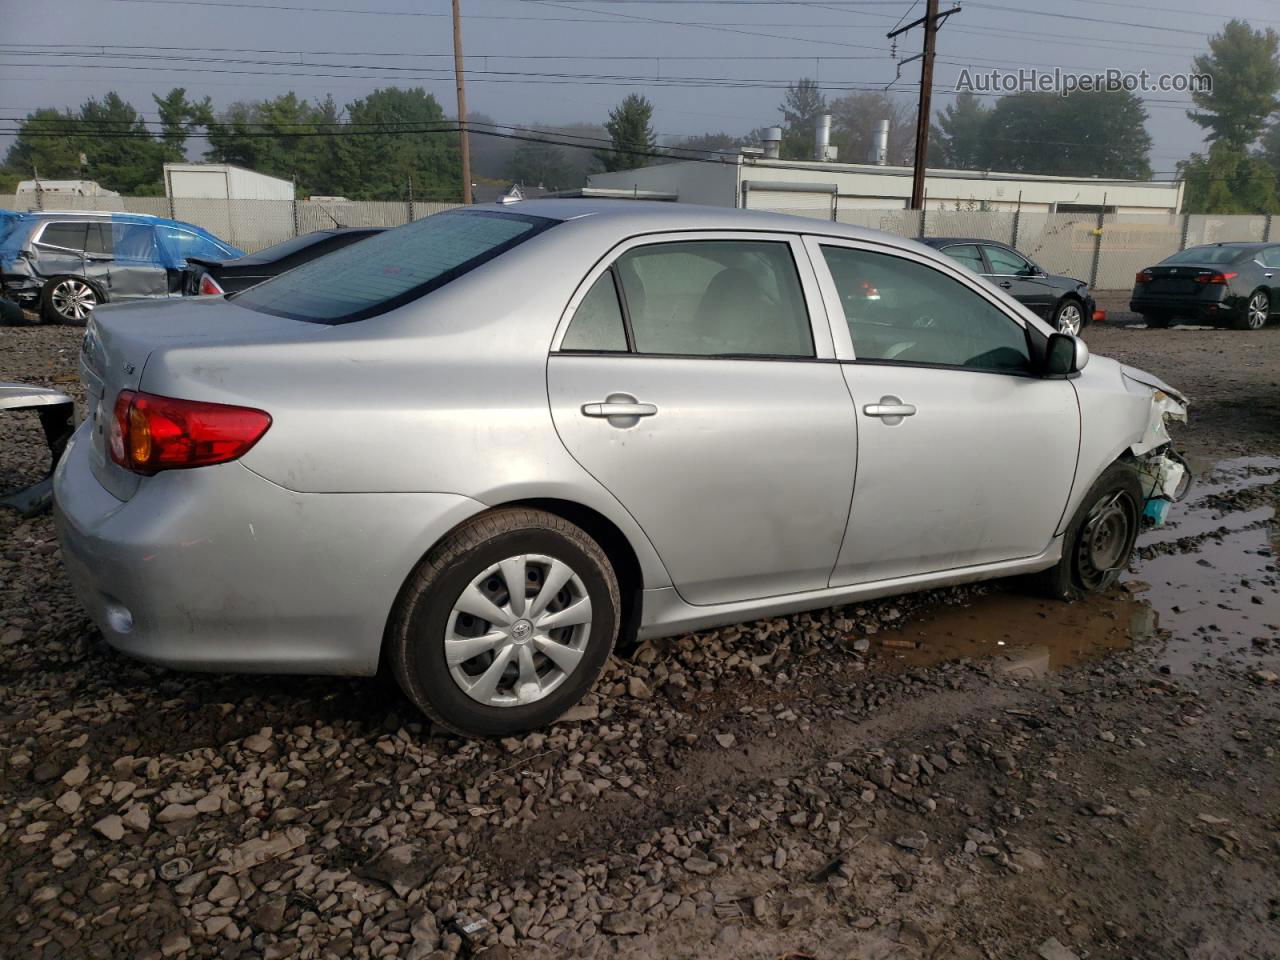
109 389 271 476
1195 271 1237 285
197 272 225 296
1135 270 1153 284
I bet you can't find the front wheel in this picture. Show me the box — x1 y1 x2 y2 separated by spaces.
1233 290 1269 331
1028 462 1143 600
1052 298 1085 335
386 508 621 736
40 277 98 324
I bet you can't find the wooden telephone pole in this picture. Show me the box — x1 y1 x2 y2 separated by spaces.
452 0 472 204
888 0 959 210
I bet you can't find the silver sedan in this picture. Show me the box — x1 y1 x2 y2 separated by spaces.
53 201 1188 735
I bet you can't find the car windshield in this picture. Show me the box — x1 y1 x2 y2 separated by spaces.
1162 245 1250 265
233 211 555 323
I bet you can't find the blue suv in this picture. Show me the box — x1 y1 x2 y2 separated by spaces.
0 211 243 323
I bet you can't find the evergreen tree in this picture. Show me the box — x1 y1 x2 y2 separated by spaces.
1180 141 1279 214
153 87 214 164
929 92 990 169
4 108 84 180
1188 20 1280 149
595 94 656 173
980 90 1151 178
779 78 826 160
79 93 165 193
508 138 570 190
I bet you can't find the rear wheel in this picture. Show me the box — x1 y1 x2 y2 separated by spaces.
1028 461 1143 600
387 508 620 736
1141 312 1171 329
1052 298 1084 335
1233 290 1269 331
40 277 98 324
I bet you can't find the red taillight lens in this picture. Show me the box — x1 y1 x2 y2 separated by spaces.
1135 270 1153 284
108 389 271 475
197 272 225 296
1195 271 1237 285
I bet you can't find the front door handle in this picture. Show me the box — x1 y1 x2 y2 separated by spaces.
863 395 916 426
998 280 1013 289
581 393 657 427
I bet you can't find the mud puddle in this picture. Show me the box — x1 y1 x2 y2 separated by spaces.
869 455 1279 676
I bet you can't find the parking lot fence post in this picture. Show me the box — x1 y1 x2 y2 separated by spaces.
1088 196 1106 289
1265 214 1273 243
406 177 415 225
1011 191 1022 249
1179 213 1190 251
920 191 928 237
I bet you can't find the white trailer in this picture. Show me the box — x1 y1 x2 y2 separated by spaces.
163 163 296 252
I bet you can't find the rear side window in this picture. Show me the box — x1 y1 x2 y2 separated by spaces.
235 211 555 324
563 272 629 351
38 222 88 251
940 243 984 273
1259 247 1280 268
112 224 159 262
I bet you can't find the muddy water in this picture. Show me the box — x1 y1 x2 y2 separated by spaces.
871 455 1280 675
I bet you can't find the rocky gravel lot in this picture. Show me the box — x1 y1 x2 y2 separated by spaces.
1 319 1278 960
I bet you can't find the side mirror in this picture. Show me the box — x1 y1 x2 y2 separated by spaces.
1045 332 1089 376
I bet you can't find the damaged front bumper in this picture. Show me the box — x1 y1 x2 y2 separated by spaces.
1124 370 1190 526
0 382 75 516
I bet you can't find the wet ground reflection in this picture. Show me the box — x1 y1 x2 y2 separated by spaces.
870 456 1279 676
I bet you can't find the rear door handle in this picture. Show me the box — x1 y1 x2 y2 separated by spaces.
863 395 916 425
582 402 657 418
998 280 1013 289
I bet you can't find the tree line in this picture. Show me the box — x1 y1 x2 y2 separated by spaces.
2 19 1277 212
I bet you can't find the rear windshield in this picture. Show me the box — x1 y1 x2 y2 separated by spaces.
234 210 556 323
1162 245 1250 265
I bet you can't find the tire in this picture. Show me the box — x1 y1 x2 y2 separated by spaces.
39 276 99 324
1141 312 1171 329
1028 461 1144 601
386 507 621 737
1232 289 1269 331
1052 298 1085 335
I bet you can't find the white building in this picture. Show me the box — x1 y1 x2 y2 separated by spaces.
586 156 1184 216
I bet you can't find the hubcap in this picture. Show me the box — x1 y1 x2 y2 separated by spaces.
51 280 96 322
1057 304 1082 335
1076 492 1134 590
445 554 592 707
1247 293 1268 329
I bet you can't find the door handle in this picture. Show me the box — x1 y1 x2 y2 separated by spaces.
582 401 657 418
998 280 1013 289
863 395 916 426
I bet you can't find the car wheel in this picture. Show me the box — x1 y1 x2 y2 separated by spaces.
1141 312 1171 329
387 507 621 736
1028 461 1143 601
1233 290 1269 331
39 277 98 324
1052 298 1084 335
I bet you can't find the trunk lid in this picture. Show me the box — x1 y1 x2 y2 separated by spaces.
81 296 317 501
1142 264 1223 295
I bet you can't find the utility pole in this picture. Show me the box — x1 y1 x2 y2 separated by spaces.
452 0 472 204
888 0 959 210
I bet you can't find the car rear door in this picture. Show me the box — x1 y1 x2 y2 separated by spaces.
806 236 1080 585
547 232 858 606
981 243 1055 318
31 220 90 281
108 223 168 300
1260 246 1280 306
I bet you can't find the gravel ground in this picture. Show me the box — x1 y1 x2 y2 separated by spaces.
1 320 1277 960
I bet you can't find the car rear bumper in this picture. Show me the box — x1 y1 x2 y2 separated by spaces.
1129 289 1238 322
52 423 482 676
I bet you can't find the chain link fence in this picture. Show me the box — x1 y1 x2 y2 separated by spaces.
2 193 1276 290
0 195 461 253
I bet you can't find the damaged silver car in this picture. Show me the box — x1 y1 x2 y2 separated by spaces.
52 201 1189 736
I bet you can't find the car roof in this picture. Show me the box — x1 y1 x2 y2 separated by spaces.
918 236 1010 247
470 198 916 246
1187 241 1270 249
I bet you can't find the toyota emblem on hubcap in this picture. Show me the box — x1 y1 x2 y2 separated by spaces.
511 619 533 643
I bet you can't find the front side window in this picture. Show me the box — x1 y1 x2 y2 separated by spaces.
982 244 1032 275
1259 247 1280 268
939 243 984 273
38 222 88 251
821 245 1031 373
609 240 813 357
235 211 554 324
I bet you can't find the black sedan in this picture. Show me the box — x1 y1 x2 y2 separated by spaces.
185 227 384 296
1131 242 1279 331
918 237 1098 334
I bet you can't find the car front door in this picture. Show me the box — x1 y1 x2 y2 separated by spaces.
981 243 1055 318
108 223 168 300
547 233 857 606
807 237 1080 586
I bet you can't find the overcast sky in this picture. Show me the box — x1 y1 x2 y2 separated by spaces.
3 0 1277 176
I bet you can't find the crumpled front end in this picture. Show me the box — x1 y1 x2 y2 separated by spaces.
1123 371 1190 526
